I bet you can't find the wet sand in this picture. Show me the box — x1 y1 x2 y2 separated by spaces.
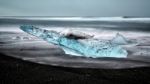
0 53 150 84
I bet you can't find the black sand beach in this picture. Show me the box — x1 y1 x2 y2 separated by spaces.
0 53 150 84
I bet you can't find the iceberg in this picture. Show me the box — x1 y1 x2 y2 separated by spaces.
20 25 128 58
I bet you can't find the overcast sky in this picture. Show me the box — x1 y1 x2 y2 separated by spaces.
0 0 150 16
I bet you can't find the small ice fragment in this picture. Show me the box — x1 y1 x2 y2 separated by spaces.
111 33 128 45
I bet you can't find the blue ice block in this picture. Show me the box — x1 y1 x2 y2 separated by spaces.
20 25 128 58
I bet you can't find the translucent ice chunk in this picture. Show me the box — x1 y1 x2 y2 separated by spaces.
20 25 128 58
111 33 128 45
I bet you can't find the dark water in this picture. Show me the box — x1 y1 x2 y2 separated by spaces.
0 17 150 31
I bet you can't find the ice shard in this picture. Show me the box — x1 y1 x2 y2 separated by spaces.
20 25 128 58
111 33 138 46
111 33 128 45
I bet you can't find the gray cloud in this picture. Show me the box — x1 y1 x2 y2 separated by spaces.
0 0 150 16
